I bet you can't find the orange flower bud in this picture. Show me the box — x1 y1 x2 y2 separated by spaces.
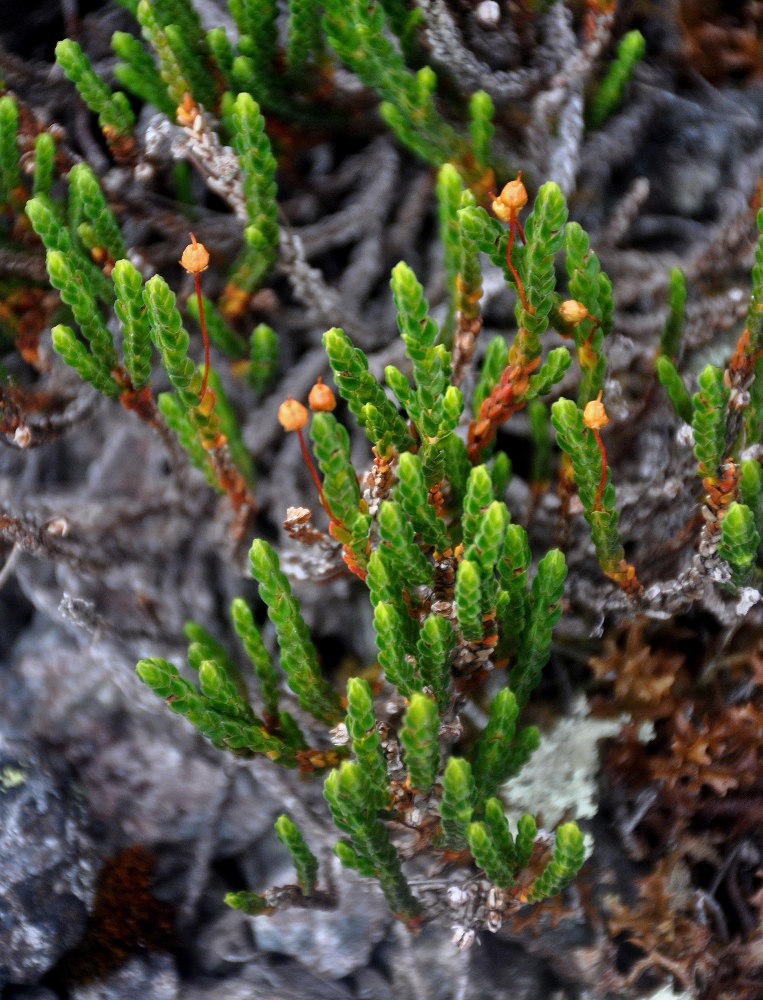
180 233 209 275
491 173 528 223
583 392 608 430
559 299 589 326
198 386 216 416
308 376 336 412
278 397 308 432
176 93 196 128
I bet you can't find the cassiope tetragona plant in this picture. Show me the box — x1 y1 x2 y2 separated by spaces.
137 162 760 934
27 160 257 538
134 176 596 940
39 132 763 936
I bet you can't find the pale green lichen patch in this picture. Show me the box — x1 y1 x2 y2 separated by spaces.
498 696 620 828
0 765 27 791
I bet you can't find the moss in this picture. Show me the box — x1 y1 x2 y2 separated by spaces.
53 845 174 986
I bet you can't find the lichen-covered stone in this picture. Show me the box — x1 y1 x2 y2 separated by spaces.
0 740 97 986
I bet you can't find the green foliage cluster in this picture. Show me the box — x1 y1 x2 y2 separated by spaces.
654 208 763 589
274 814 319 894
586 30 646 129
562 222 613 405
0 96 63 366
655 353 692 426
53 0 493 179
467 799 533 889
692 365 730 481
437 164 482 345
55 39 136 141
23 138 258 502
718 502 761 587
322 0 490 171
659 268 687 362
551 398 628 583
229 92 279 292
459 181 570 364
0 96 23 209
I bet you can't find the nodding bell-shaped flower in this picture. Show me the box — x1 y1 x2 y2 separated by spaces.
559 299 589 326
308 377 336 412
278 397 308 432
180 232 212 397
491 173 527 223
180 233 209 275
583 391 608 431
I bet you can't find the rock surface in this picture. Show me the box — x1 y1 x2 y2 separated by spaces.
0 740 97 987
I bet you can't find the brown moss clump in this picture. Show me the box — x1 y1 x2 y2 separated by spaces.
53 844 174 986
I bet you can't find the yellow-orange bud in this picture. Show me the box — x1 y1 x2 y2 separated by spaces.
583 392 608 430
176 93 196 128
180 233 209 275
308 376 336 412
278 397 308 432
198 386 216 416
491 173 527 223
559 299 589 326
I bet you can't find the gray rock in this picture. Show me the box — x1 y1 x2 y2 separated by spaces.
0 739 97 987
2 989 60 1000
378 923 568 1000
69 953 179 1000
216 765 280 858
377 924 471 1000
192 908 258 976
184 954 355 1000
2 618 274 856
353 966 395 1000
